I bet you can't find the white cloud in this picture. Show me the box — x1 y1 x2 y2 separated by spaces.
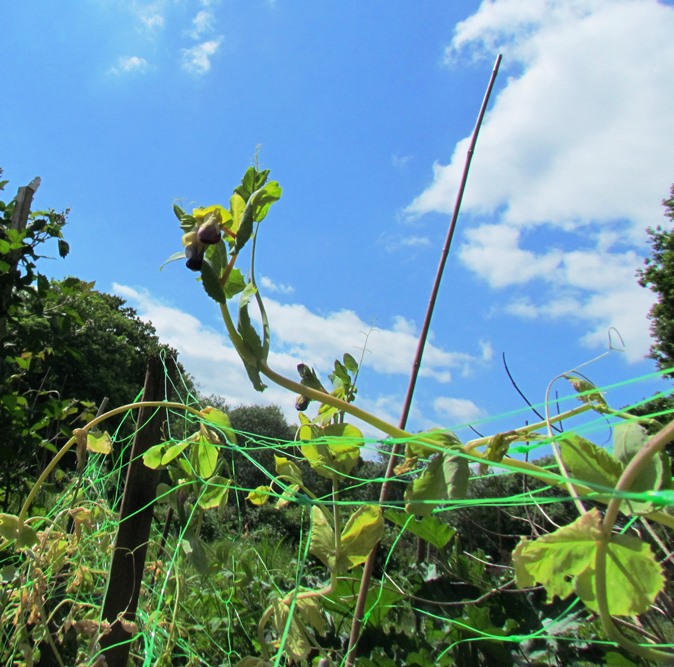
260 300 482 383
181 37 222 75
410 1 674 229
259 275 295 295
380 233 431 252
460 224 563 287
111 284 490 433
406 0 672 362
109 56 151 75
433 396 486 424
189 9 214 39
392 154 413 169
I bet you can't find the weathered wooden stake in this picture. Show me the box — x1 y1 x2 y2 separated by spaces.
100 355 174 666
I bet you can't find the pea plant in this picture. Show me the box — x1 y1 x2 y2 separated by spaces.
167 165 674 664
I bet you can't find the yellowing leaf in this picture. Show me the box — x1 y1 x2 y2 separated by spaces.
565 374 609 411
197 476 231 510
309 506 335 569
0 514 38 548
404 452 469 517
271 598 312 662
247 486 271 506
86 430 112 455
200 406 237 444
339 505 384 571
274 455 303 482
143 443 165 469
160 441 189 465
513 508 665 615
275 484 300 509
296 597 325 635
192 434 219 479
560 435 624 493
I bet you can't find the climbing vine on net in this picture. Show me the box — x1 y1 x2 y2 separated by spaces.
1 165 674 666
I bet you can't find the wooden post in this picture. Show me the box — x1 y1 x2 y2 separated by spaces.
99 355 174 666
0 177 41 342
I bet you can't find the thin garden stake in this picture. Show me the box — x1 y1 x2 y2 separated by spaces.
345 53 502 667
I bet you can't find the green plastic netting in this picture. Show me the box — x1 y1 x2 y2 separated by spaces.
2 356 674 667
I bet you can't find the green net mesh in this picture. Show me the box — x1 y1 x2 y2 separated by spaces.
2 356 674 666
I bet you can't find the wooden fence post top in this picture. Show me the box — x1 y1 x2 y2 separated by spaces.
10 176 41 230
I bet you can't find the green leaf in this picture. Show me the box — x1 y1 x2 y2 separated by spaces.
343 352 358 373
274 455 303 482
479 433 511 474
300 423 362 480
384 510 456 549
86 430 112 455
0 514 38 548
160 250 189 271
237 284 267 391
565 374 609 411
576 533 665 615
230 192 246 235
197 476 230 509
143 444 165 469
613 421 667 512
224 267 246 299
560 435 624 495
251 181 282 222
192 434 219 479
324 577 404 628
160 440 189 465
234 657 273 667
235 167 269 202
181 533 209 575
309 506 335 569
513 508 665 615
406 430 462 459
339 505 384 571
404 451 468 517
613 421 649 463
201 407 237 444
173 203 185 221
57 239 69 258
234 198 256 253
201 254 226 304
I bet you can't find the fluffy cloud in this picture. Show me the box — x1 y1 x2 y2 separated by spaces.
181 37 222 75
433 396 486 424
406 0 673 362
189 9 215 39
112 284 490 435
109 56 151 75
410 0 674 230
259 276 295 295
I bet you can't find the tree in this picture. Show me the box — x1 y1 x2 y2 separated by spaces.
0 171 182 509
638 184 674 374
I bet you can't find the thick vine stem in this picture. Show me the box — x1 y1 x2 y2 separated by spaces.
593 418 674 663
595 539 674 663
18 400 207 524
260 360 674 530
260 361 410 440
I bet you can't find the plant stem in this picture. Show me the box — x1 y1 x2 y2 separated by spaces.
18 400 205 523
593 419 674 663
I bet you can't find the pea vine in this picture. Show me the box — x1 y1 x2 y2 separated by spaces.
164 165 674 665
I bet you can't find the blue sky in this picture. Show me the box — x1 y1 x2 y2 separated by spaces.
3 0 674 446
